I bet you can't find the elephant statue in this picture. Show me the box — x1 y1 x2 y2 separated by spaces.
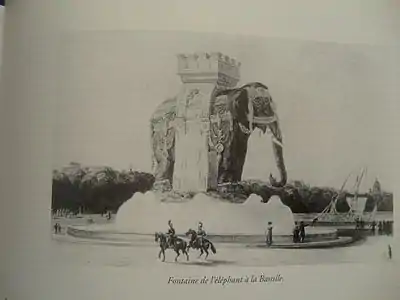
150 82 287 189
149 97 177 189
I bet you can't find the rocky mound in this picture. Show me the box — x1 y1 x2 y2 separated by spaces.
115 192 295 235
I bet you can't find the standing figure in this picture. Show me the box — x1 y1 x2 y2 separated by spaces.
166 220 176 247
197 222 207 248
370 221 376 234
299 221 311 243
266 222 273 246
54 223 61 234
293 222 300 243
355 217 360 229
388 244 392 260
383 221 387 234
360 219 365 229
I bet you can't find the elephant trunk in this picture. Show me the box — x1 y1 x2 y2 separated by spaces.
268 121 287 188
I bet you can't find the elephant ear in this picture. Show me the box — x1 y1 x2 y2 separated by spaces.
269 96 278 118
232 88 250 126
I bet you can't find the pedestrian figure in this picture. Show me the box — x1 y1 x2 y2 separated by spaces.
389 221 393 235
298 219 316 243
293 222 300 243
299 221 307 243
53 223 61 234
266 222 273 246
388 244 392 260
355 217 360 230
378 221 383 234
383 221 387 235
360 219 365 229
371 221 376 234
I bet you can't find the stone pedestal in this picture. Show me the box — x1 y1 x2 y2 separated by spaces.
172 53 240 193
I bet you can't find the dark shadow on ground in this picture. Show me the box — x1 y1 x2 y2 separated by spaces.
164 259 237 267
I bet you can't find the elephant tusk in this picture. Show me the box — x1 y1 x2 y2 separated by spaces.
247 98 254 132
271 136 283 147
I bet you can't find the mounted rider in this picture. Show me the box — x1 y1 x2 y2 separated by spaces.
197 222 207 247
166 220 176 247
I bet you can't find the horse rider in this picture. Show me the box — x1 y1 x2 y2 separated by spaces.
197 222 207 247
166 220 176 247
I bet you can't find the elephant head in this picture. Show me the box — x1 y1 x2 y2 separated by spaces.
231 82 287 188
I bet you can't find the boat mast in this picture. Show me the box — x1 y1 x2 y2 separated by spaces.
317 171 352 221
329 171 352 214
350 167 366 215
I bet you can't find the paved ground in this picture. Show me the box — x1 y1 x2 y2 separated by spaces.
1 214 396 300
51 215 394 268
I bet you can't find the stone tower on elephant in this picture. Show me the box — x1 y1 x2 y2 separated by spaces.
150 52 287 192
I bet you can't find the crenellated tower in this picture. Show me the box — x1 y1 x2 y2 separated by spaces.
172 52 241 193
177 52 240 87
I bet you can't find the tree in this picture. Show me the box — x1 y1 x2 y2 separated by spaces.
52 163 155 213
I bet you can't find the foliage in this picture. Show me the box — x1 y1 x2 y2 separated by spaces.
222 179 350 213
52 163 393 214
282 180 351 213
365 192 393 212
52 162 155 213
279 180 392 213
220 179 392 213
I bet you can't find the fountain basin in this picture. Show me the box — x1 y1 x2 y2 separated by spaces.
65 192 356 249
66 224 338 245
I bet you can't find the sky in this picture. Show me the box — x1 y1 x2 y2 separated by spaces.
52 31 398 192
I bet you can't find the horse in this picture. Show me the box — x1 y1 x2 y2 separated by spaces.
154 232 189 262
185 229 216 260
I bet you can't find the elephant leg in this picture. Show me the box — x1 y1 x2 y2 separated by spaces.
217 150 233 184
218 129 249 183
152 136 175 186
218 150 241 183
165 146 175 183
151 97 178 185
154 155 168 181
231 131 250 182
152 134 167 181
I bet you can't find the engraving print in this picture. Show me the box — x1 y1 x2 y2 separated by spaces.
51 32 394 267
